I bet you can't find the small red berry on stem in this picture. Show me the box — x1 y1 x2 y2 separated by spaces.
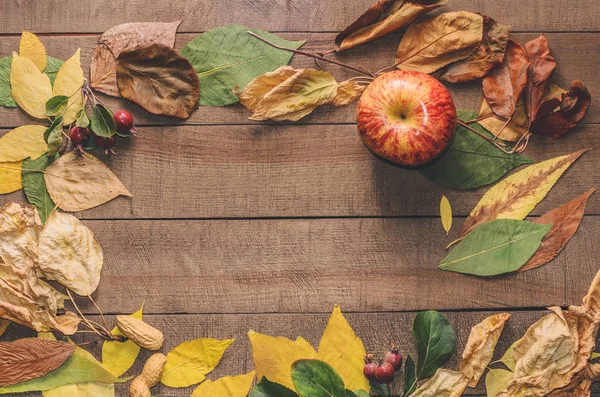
384 343 403 371
375 362 394 384
94 134 117 156
69 126 89 153
363 354 378 381
113 110 137 136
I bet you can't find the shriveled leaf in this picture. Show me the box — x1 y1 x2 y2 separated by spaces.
440 220 550 276
249 330 318 391
0 161 22 194
292 360 345 397
116 43 200 119
52 49 84 125
235 66 296 112
0 56 17 107
250 377 298 397
22 155 57 224
441 16 511 83
459 149 588 238
519 189 595 272
410 369 469 397
44 151 132 212
10 52 53 119
482 39 529 119
42 382 115 397
485 368 513 397
395 12 484 74
548 380 592 397
44 116 64 157
0 125 47 163
440 195 452 235
413 311 455 380
318 305 369 392
102 306 143 377
0 338 76 386
191 372 256 397
90 21 182 96
332 80 366 106
0 320 9 337
336 0 448 51
460 313 511 386
523 34 556 127
180 25 305 106
19 31 47 72
161 338 235 387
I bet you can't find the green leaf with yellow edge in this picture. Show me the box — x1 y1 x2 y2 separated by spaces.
161 338 235 388
0 320 9 337
52 49 84 125
318 305 370 392
0 161 23 194
102 305 143 377
0 125 48 162
191 371 256 397
19 31 47 72
292 360 346 397
10 52 53 119
485 368 513 397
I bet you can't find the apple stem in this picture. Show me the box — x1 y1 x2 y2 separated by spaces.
457 119 526 154
246 31 376 77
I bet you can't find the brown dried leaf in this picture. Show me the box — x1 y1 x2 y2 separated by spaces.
460 313 511 387
519 189 595 272
235 66 297 113
331 80 366 106
524 34 556 127
548 379 592 397
441 16 511 83
90 21 181 96
482 39 530 118
336 0 448 51
410 369 470 397
531 80 592 139
116 43 199 119
0 338 76 386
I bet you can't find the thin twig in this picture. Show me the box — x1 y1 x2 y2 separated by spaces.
66 289 103 338
457 120 516 154
493 116 512 139
88 294 110 331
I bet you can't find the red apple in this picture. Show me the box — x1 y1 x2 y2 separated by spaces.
357 70 457 167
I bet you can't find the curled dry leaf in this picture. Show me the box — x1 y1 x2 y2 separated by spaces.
38 211 103 296
10 53 53 119
191 372 256 397
52 49 84 125
395 11 484 74
482 39 529 119
336 0 448 51
19 31 46 72
331 79 367 106
410 369 469 397
523 34 556 127
441 16 511 83
519 189 595 272
116 43 200 119
0 338 76 386
44 151 132 212
0 319 9 337
0 125 47 163
90 21 182 96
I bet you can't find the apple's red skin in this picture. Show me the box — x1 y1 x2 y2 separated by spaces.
357 70 457 167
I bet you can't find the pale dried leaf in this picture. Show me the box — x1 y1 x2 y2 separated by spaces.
19 31 46 72
52 49 84 125
10 53 53 119
440 195 452 235
410 369 470 397
0 319 9 337
332 80 366 106
235 66 297 112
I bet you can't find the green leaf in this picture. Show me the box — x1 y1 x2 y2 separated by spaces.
76 109 90 128
498 341 517 371
438 219 552 276
351 390 370 397
44 116 64 156
0 56 17 107
44 56 65 86
45 95 69 117
250 377 299 397
485 368 513 397
420 110 533 189
369 380 389 396
180 25 305 106
291 359 346 397
22 154 57 224
90 104 117 137
402 355 417 396
412 311 455 380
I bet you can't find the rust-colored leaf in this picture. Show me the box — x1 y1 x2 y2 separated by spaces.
524 34 556 127
482 39 529 118
441 16 510 83
0 338 76 386
519 189 595 272
116 43 200 119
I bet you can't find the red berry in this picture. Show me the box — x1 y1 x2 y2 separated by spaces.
363 362 378 381
384 345 403 370
69 127 89 145
375 362 394 384
113 110 136 135
94 134 117 155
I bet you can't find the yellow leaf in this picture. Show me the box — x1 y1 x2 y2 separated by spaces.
161 338 235 388
0 319 10 337
53 49 84 125
440 195 452 235
331 80 366 106
191 371 255 397
591 352 600 360
19 31 47 72
0 125 48 162
248 330 318 391
318 305 370 392
0 161 23 194
43 383 115 397
411 369 470 397
102 305 143 377
10 52 53 119
498 341 517 371
485 368 513 397
460 149 588 237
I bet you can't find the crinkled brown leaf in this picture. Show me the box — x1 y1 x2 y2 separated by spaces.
395 11 484 74
336 0 448 51
441 16 510 83
460 313 511 387
410 369 470 397
0 338 76 386
524 34 556 127
519 189 595 272
116 43 200 119
331 80 367 106
531 80 591 139
548 379 592 397
90 21 181 96
482 39 529 119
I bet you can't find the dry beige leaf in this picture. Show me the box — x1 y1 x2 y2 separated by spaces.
38 211 103 296
331 80 367 106
460 313 511 387
44 152 132 212
235 66 297 112
410 369 470 397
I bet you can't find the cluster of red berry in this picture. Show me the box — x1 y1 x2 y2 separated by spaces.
363 344 403 384
70 110 136 155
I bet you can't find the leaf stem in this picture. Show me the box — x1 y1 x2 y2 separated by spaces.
457 119 520 154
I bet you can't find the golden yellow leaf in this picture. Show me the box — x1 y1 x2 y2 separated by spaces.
42 382 115 397
248 330 318 391
0 319 10 337
0 161 23 194
161 338 235 388
102 306 143 377
235 66 297 112
10 53 53 119
318 305 369 392
410 369 470 397
460 313 511 387
460 149 588 237
44 152 132 212
19 31 47 72
331 80 366 106
0 125 48 163
485 368 513 397
190 371 255 397
440 195 452 235
53 49 84 125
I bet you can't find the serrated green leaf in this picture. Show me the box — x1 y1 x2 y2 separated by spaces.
76 109 90 128
90 104 117 137
0 56 17 107
291 359 346 397
44 116 64 156
485 368 513 397
439 219 552 276
22 154 57 224
413 311 455 380
420 110 533 189
180 25 305 106
403 356 417 396
45 95 69 117
250 377 299 397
